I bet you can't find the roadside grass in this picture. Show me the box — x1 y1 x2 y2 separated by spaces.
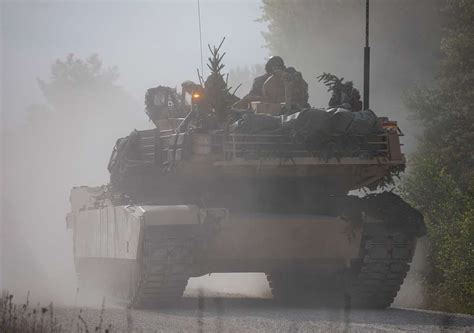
0 291 113 333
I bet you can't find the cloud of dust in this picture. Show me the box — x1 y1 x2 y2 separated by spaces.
394 237 430 309
1 85 149 305
0 0 267 306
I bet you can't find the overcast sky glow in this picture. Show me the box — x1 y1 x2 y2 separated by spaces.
1 0 267 127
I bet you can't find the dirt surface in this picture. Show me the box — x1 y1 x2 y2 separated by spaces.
53 297 474 333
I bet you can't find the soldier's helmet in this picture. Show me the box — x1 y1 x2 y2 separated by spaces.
265 56 285 73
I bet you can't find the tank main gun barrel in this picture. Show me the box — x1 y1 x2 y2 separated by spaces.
363 0 370 110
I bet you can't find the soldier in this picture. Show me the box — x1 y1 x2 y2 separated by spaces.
232 56 284 109
328 82 362 112
249 56 286 98
279 66 309 110
233 56 309 110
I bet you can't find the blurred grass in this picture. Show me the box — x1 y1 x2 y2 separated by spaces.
0 291 113 333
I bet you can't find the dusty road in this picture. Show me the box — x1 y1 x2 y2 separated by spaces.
53 297 474 333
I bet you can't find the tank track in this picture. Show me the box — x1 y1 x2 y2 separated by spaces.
129 229 194 308
346 224 415 308
266 224 415 309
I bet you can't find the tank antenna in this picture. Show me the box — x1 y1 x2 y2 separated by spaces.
197 0 204 78
363 0 370 110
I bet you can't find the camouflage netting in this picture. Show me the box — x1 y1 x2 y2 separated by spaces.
145 86 182 123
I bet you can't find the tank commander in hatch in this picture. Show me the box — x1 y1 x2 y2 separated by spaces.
233 56 309 110
249 56 286 97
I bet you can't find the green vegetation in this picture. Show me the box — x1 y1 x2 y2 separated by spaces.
402 0 474 314
27 53 137 130
37 54 119 111
1 293 62 332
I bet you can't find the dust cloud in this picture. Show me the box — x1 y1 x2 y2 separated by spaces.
394 236 430 309
1 0 441 308
0 0 267 306
1 82 149 305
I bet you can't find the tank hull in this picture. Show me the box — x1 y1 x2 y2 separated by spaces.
68 193 421 308
68 204 364 276
68 122 423 308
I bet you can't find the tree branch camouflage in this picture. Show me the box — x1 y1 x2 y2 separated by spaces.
203 38 239 123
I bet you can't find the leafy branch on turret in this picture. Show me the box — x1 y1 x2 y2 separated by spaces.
203 38 239 122
317 73 349 92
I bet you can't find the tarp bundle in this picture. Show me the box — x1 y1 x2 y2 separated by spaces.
229 108 383 160
230 108 381 136
229 113 281 134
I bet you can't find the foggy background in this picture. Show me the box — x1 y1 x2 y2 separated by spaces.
1 0 440 307
1 0 268 305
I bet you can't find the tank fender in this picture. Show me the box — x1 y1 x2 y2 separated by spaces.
363 192 426 237
137 205 227 226
328 193 425 237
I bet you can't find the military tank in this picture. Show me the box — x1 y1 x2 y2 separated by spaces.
66 39 424 309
